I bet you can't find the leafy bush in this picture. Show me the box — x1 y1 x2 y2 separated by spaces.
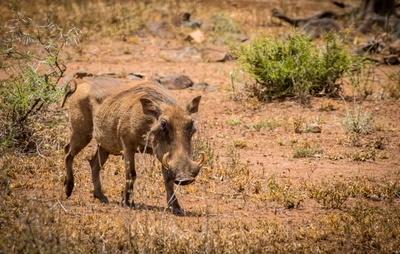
236 32 362 102
210 12 238 34
0 4 80 151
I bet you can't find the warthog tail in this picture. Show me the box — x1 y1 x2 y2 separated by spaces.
61 79 78 108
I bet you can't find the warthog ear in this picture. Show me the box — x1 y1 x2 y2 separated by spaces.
140 98 161 119
186 96 201 114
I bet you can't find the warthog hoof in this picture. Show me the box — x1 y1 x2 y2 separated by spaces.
120 197 135 209
124 202 135 209
94 193 109 204
64 177 74 197
172 206 185 216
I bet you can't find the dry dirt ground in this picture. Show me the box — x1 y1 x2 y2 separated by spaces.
2 0 400 252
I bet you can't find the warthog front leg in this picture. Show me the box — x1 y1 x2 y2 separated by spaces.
122 148 136 208
90 146 109 203
162 169 184 215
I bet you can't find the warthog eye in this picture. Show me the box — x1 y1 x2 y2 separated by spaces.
188 119 196 136
160 119 167 130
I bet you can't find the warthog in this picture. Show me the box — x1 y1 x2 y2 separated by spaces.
62 77 204 215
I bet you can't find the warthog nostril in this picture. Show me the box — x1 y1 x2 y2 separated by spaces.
174 178 195 186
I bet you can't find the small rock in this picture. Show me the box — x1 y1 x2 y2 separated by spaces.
152 40 168 46
159 74 193 90
191 82 218 92
151 72 162 82
172 12 202 28
200 23 212 31
188 30 205 43
158 47 201 62
383 54 400 65
389 39 400 55
95 72 119 78
393 23 400 41
201 45 233 62
307 123 322 133
238 34 250 42
230 34 250 43
360 39 386 54
130 72 146 79
147 21 174 39
74 71 93 79
126 74 143 80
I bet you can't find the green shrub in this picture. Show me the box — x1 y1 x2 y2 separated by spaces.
0 4 80 151
236 32 361 102
210 12 238 34
209 12 242 46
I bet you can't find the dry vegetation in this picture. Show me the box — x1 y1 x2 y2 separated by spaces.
1 0 400 253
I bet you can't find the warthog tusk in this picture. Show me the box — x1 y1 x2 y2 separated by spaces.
198 152 206 167
162 152 169 170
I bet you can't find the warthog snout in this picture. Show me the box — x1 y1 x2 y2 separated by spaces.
162 152 205 186
174 178 195 186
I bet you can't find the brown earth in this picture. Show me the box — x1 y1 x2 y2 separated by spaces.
2 0 400 252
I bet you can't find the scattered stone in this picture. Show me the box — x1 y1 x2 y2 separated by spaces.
191 82 218 92
306 123 322 133
200 23 212 31
172 12 202 28
201 45 234 62
152 40 168 47
393 23 400 41
389 39 400 55
151 72 162 82
237 34 250 42
360 39 387 54
383 54 400 65
147 21 174 39
159 74 194 90
95 72 119 78
126 73 144 80
158 47 201 62
73 71 93 79
188 30 205 43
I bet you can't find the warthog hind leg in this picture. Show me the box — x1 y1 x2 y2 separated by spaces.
90 145 109 203
64 133 92 198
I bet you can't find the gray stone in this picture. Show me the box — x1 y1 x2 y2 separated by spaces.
188 30 205 43
389 39 400 55
159 74 194 90
201 45 233 62
158 47 201 62
383 54 400 65
126 74 143 80
191 82 218 92
172 12 202 28
147 21 174 39
306 123 322 133
73 71 93 79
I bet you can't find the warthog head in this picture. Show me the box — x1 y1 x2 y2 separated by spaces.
141 96 205 186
